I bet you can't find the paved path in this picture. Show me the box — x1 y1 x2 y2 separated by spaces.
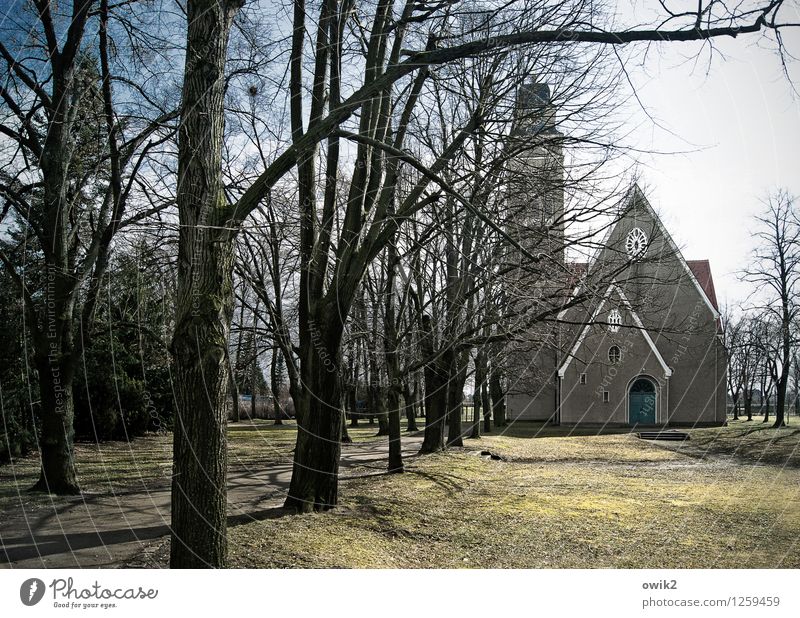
0 435 423 568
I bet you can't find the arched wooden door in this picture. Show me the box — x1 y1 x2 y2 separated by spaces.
629 378 657 425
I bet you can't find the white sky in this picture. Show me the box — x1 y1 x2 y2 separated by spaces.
621 32 800 307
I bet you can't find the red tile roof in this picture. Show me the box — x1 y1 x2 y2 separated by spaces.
686 260 719 311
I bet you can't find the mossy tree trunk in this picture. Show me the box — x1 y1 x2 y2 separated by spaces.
169 0 242 569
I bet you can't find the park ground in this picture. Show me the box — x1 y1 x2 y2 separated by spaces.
1 419 798 568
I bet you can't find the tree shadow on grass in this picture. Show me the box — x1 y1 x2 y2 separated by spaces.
402 468 467 495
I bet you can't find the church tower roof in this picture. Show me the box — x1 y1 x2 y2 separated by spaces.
514 77 559 135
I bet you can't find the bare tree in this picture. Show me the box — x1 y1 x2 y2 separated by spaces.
742 191 799 427
0 0 176 494
722 306 745 420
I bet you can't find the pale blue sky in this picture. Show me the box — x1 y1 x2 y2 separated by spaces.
1 0 796 308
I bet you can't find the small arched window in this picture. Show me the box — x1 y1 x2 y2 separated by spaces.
607 309 622 333
608 345 621 364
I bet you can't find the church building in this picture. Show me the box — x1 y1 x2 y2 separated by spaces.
504 81 727 428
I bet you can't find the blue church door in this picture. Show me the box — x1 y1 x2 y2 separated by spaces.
629 378 656 425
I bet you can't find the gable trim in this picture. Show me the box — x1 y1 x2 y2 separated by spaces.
615 285 673 379
557 282 673 379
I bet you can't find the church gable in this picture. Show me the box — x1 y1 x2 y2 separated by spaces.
558 283 672 381
594 186 719 322
558 185 720 349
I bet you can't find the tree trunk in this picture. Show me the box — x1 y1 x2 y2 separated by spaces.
387 386 404 473
470 350 487 439
420 374 448 452
230 290 245 423
403 383 418 432
341 406 352 443
227 347 240 422
271 349 283 425
489 363 506 428
170 0 240 569
284 295 346 512
370 360 389 436
250 375 256 419
482 371 492 433
773 379 787 427
420 334 450 454
31 356 80 494
447 355 468 447
471 395 481 439
744 388 753 421
30 51 82 496
284 354 342 512
349 385 359 426
375 392 390 436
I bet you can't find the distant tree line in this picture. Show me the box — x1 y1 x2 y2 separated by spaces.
724 191 799 428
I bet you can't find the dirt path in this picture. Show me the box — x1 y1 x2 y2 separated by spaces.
0 435 423 568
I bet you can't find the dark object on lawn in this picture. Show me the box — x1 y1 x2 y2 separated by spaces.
480 450 506 461
638 430 690 441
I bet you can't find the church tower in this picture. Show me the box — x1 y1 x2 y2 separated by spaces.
506 78 565 265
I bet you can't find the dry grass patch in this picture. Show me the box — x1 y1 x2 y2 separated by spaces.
667 419 800 467
229 424 800 569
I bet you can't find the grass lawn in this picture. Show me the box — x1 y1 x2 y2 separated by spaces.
0 420 380 508
227 419 800 568
2 418 799 568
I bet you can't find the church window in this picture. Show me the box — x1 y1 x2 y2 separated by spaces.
607 309 622 333
608 345 621 364
625 227 648 259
